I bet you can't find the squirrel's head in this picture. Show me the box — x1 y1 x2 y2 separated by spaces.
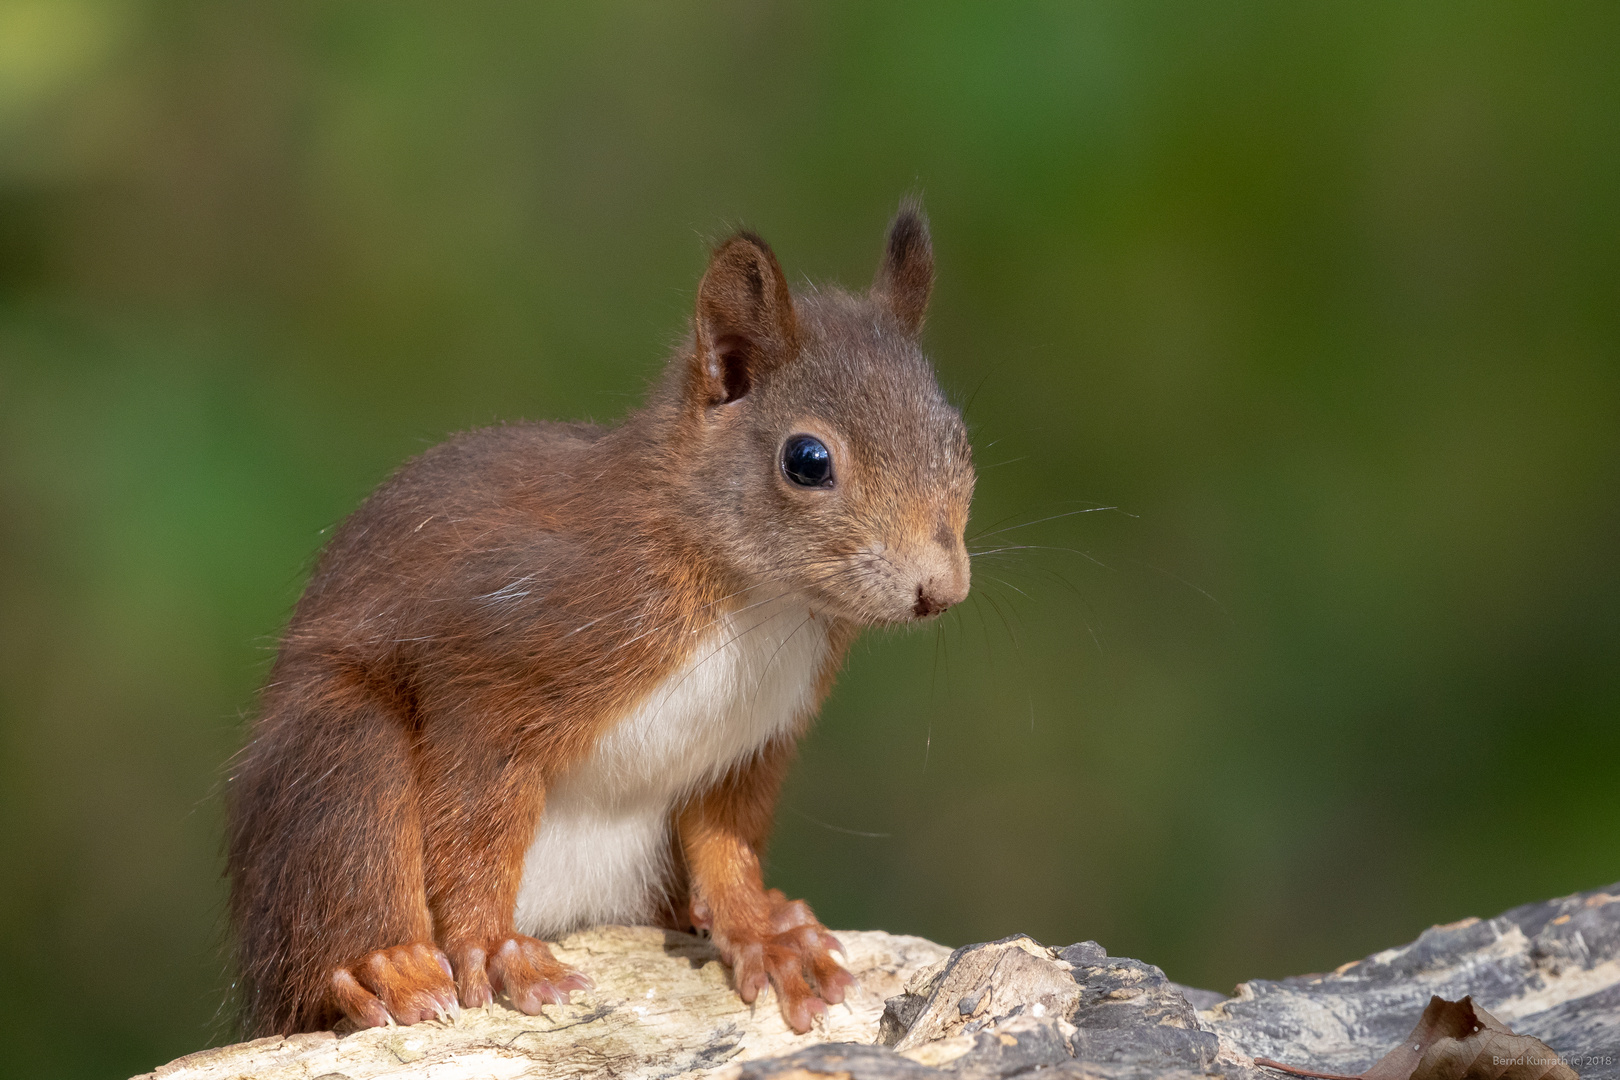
666 202 973 625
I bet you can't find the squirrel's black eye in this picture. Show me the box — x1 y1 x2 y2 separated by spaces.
781 434 834 488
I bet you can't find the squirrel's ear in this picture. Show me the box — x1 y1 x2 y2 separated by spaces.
690 231 799 407
872 200 933 336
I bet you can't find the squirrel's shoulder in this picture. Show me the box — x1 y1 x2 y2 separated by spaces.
293 418 638 624
315 420 622 570
373 419 616 507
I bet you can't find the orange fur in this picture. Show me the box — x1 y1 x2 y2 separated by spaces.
227 205 973 1036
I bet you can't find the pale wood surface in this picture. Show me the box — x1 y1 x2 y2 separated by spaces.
139 926 949 1080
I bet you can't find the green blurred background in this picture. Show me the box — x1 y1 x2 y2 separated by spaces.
1 2 1617 1075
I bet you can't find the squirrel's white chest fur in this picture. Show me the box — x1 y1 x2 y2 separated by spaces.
513 592 830 938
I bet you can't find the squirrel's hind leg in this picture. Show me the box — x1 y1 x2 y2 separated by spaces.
228 679 455 1034
412 749 593 1015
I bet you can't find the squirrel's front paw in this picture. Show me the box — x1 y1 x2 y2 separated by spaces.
448 934 592 1014
329 942 459 1029
698 889 855 1033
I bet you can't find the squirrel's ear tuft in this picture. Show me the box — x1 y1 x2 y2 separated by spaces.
690 231 799 407
873 200 934 336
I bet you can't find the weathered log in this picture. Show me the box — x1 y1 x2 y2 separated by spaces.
141 884 1620 1080
140 927 950 1080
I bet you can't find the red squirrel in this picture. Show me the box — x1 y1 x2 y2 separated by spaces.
227 202 974 1037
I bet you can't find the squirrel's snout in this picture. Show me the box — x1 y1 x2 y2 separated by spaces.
911 558 970 619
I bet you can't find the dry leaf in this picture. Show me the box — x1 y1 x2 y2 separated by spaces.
1256 995 1579 1080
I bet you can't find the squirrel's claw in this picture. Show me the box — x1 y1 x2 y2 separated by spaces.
710 892 855 1033
475 934 592 1015
331 942 459 1030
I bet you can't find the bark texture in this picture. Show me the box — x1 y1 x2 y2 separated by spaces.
141 884 1620 1080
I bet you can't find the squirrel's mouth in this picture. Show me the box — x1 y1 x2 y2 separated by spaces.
763 539 968 628
801 581 953 629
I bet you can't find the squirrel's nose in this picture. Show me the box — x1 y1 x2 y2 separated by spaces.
912 562 970 619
